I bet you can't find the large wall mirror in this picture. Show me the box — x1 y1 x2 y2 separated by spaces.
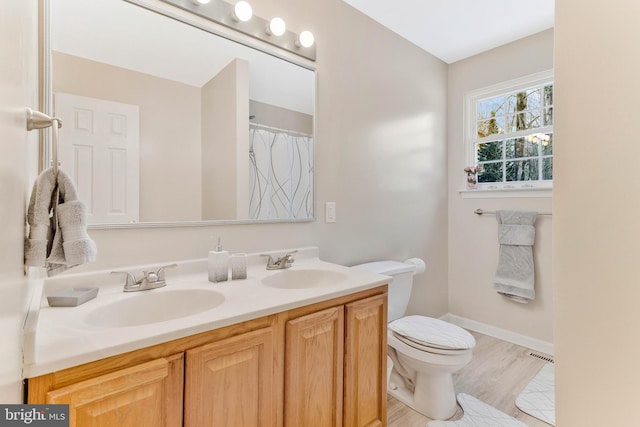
44 0 315 227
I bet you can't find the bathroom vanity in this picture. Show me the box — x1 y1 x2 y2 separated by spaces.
23 248 388 427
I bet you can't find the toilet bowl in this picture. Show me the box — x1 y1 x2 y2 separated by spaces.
387 315 475 419
352 260 476 420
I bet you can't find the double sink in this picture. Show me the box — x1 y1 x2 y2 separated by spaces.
23 247 387 377
86 267 349 328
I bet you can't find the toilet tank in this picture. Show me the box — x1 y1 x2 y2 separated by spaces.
351 261 416 322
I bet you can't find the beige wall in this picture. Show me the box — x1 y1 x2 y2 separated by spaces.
71 0 449 320
201 59 248 219
447 29 554 346
52 52 202 222
554 1 640 424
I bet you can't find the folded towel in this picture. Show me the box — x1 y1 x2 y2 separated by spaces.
24 168 97 276
24 169 57 267
498 224 535 246
494 210 537 303
49 200 96 272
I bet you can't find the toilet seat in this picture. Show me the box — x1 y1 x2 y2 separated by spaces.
389 315 476 354
392 333 473 355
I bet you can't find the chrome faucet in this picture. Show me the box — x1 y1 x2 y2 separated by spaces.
263 251 297 270
111 264 177 292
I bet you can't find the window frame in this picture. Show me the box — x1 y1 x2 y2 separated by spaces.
463 70 554 191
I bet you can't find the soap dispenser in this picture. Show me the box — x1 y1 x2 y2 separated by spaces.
208 237 229 283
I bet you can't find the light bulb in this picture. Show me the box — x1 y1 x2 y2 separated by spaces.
268 17 286 36
298 30 314 48
233 1 252 22
192 0 211 4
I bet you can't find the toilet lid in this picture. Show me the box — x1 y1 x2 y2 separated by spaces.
389 315 476 350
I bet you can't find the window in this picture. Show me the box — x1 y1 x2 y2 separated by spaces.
465 71 553 190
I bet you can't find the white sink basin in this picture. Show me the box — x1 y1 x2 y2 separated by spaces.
83 289 225 328
261 268 348 289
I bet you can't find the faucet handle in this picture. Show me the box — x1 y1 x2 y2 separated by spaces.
155 263 177 281
260 254 276 264
111 264 177 290
111 270 137 287
142 264 177 283
280 254 295 268
279 250 297 262
261 250 298 269
273 250 298 260
143 271 159 282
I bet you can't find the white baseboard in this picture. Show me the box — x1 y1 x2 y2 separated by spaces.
441 313 554 356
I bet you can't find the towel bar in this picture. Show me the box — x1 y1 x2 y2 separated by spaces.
26 108 62 175
474 209 551 216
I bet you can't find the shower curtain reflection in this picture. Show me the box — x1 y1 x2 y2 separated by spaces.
249 125 313 220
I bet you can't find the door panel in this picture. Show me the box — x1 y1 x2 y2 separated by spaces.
46 355 183 427
184 326 277 427
344 294 387 427
285 306 344 427
55 92 140 224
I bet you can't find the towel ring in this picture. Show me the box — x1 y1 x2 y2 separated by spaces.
26 108 62 175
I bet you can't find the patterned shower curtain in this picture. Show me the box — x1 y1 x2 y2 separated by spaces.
249 124 313 220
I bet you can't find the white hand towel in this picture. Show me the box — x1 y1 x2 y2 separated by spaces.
494 210 537 303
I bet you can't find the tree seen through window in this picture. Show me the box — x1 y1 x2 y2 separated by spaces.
473 83 553 185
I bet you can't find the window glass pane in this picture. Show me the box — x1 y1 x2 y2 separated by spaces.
506 94 518 114
544 85 553 106
506 159 539 181
477 117 504 138
543 157 553 180
541 133 553 155
525 88 541 110
470 77 553 187
476 140 502 162
506 137 538 159
478 162 502 183
544 107 553 126
477 96 504 120
506 89 540 114
506 111 541 132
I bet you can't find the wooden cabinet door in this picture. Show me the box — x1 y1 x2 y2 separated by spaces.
285 306 345 427
344 294 387 427
184 326 277 427
46 354 183 427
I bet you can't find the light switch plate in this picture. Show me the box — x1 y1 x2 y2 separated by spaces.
325 202 336 223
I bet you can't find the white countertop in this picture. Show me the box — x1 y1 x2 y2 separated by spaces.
23 247 389 378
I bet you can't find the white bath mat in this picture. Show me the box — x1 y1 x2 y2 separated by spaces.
515 363 555 425
427 393 527 427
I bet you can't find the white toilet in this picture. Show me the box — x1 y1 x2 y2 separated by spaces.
352 259 476 420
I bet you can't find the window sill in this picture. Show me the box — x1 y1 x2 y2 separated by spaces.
458 187 552 199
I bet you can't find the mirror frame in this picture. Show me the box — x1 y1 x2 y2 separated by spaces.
40 0 317 229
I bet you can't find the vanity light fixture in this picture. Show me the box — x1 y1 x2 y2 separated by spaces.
267 17 286 36
159 0 316 61
232 1 252 22
297 30 314 48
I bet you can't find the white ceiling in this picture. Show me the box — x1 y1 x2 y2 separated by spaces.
341 0 555 63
